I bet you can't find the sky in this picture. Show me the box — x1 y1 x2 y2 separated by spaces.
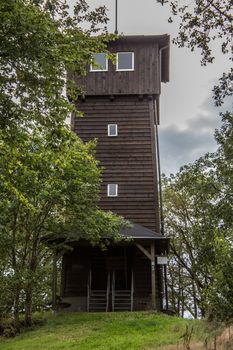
68 0 232 174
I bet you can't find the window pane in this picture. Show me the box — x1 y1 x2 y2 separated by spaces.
108 124 117 136
117 52 133 70
91 53 107 71
108 184 118 197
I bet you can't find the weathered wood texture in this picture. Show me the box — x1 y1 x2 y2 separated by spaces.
72 95 160 232
73 39 160 96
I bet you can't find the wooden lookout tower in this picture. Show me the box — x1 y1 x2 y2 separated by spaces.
60 35 170 312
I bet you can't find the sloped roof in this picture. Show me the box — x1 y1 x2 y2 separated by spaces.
120 222 169 240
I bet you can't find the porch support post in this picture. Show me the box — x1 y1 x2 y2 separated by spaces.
151 242 156 310
136 242 157 310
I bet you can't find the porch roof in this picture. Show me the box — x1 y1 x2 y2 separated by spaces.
120 222 169 240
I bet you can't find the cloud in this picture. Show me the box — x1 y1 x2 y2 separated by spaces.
159 95 232 175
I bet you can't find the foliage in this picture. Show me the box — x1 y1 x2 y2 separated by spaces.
0 312 203 349
0 0 113 133
0 128 126 326
163 113 233 320
157 0 233 320
163 157 218 318
0 0 125 327
205 228 233 321
157 0 233 105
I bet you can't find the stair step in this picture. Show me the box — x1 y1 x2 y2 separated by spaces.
90 304 106 306
89 306 106 309
90 301 106 304
114 301 131 303
114 300 131 305
90 296 106 298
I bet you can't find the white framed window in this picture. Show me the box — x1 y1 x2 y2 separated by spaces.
90 53 108 72
116 52 134 71
107 184 118 197
108 124 118 137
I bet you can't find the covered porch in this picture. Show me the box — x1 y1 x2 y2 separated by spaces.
54 223 169 312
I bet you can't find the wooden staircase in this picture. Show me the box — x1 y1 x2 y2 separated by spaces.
113 290 132 311
88 290 108 312
112 271 134 311
87 269 134 312
87 271 110 312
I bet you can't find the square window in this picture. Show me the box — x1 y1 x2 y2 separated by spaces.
107 184 118 197
90 53 108 72
108 124 118 136
116 52 134 71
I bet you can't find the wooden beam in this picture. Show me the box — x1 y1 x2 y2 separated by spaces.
136 244 152 260
151 242 156 310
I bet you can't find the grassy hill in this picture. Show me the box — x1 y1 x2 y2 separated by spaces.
0 312 231 350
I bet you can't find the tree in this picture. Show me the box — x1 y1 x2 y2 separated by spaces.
157 0 233 105
163 113 233 320
156 0 233 320
205 112 233 320
0 0 113 134
0 128 126 326
0 0 125 328
163 158 219 318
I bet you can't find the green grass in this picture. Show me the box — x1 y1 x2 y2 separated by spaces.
0 312 204 350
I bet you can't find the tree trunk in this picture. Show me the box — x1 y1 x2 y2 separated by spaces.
192 281 198 318
24 285 33 326
13 289 20 330
52 250 58 311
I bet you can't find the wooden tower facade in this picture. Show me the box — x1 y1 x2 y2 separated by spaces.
60 35 170 312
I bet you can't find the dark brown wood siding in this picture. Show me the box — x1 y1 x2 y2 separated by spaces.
72 95 160 232
73 41 160 96
62 247 90 297
63 246 153 299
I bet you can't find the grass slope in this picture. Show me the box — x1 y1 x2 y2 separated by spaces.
0 312 201 350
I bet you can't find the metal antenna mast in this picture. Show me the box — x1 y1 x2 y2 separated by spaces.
115 0 118 34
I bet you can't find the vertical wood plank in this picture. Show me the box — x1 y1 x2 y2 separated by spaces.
74 38 162 96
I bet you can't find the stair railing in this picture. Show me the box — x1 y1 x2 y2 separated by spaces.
131 270 134 311
87 269 92 312
106 271 110 312
112 270 115 312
